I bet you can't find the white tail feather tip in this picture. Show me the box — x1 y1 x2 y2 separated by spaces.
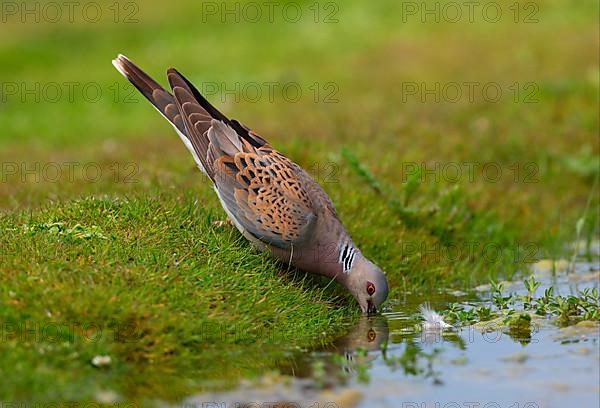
111 57 127 77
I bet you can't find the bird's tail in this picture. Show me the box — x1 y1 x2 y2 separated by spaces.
112 54 215 176
112 54 186 135
111 54 268 179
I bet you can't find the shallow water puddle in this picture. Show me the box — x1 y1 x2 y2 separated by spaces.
184 250 599 408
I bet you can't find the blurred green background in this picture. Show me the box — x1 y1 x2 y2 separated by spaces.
0 0 598 403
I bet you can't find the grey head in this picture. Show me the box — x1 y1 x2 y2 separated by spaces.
344 254 389 315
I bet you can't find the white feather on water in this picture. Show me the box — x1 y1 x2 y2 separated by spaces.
419 303 453 330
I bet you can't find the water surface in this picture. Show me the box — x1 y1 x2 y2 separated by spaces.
185 249 599 408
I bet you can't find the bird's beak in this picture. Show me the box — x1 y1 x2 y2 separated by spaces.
366 299 377 315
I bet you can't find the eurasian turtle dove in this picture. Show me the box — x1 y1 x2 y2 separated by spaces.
112 55 389 314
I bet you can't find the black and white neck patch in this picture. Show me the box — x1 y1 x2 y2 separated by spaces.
338 243 357 274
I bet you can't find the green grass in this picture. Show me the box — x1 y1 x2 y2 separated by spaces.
0 194 350 401
0 0 598 403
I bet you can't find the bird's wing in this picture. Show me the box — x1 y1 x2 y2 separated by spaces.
212 136 318 249
166 67 268 180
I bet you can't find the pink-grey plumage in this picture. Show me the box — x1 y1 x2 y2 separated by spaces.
112 55 388 313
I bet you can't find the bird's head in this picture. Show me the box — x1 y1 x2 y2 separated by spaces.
346 256 389 315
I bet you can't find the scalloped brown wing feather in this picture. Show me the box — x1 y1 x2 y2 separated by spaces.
213 142 318 249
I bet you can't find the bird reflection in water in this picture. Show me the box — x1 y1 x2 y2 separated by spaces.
278 316 389 382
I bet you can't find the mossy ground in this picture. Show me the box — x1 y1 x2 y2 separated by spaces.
0 0 598 403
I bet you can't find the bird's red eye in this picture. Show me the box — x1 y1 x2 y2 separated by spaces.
366 281 376 296
367 329 376 342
